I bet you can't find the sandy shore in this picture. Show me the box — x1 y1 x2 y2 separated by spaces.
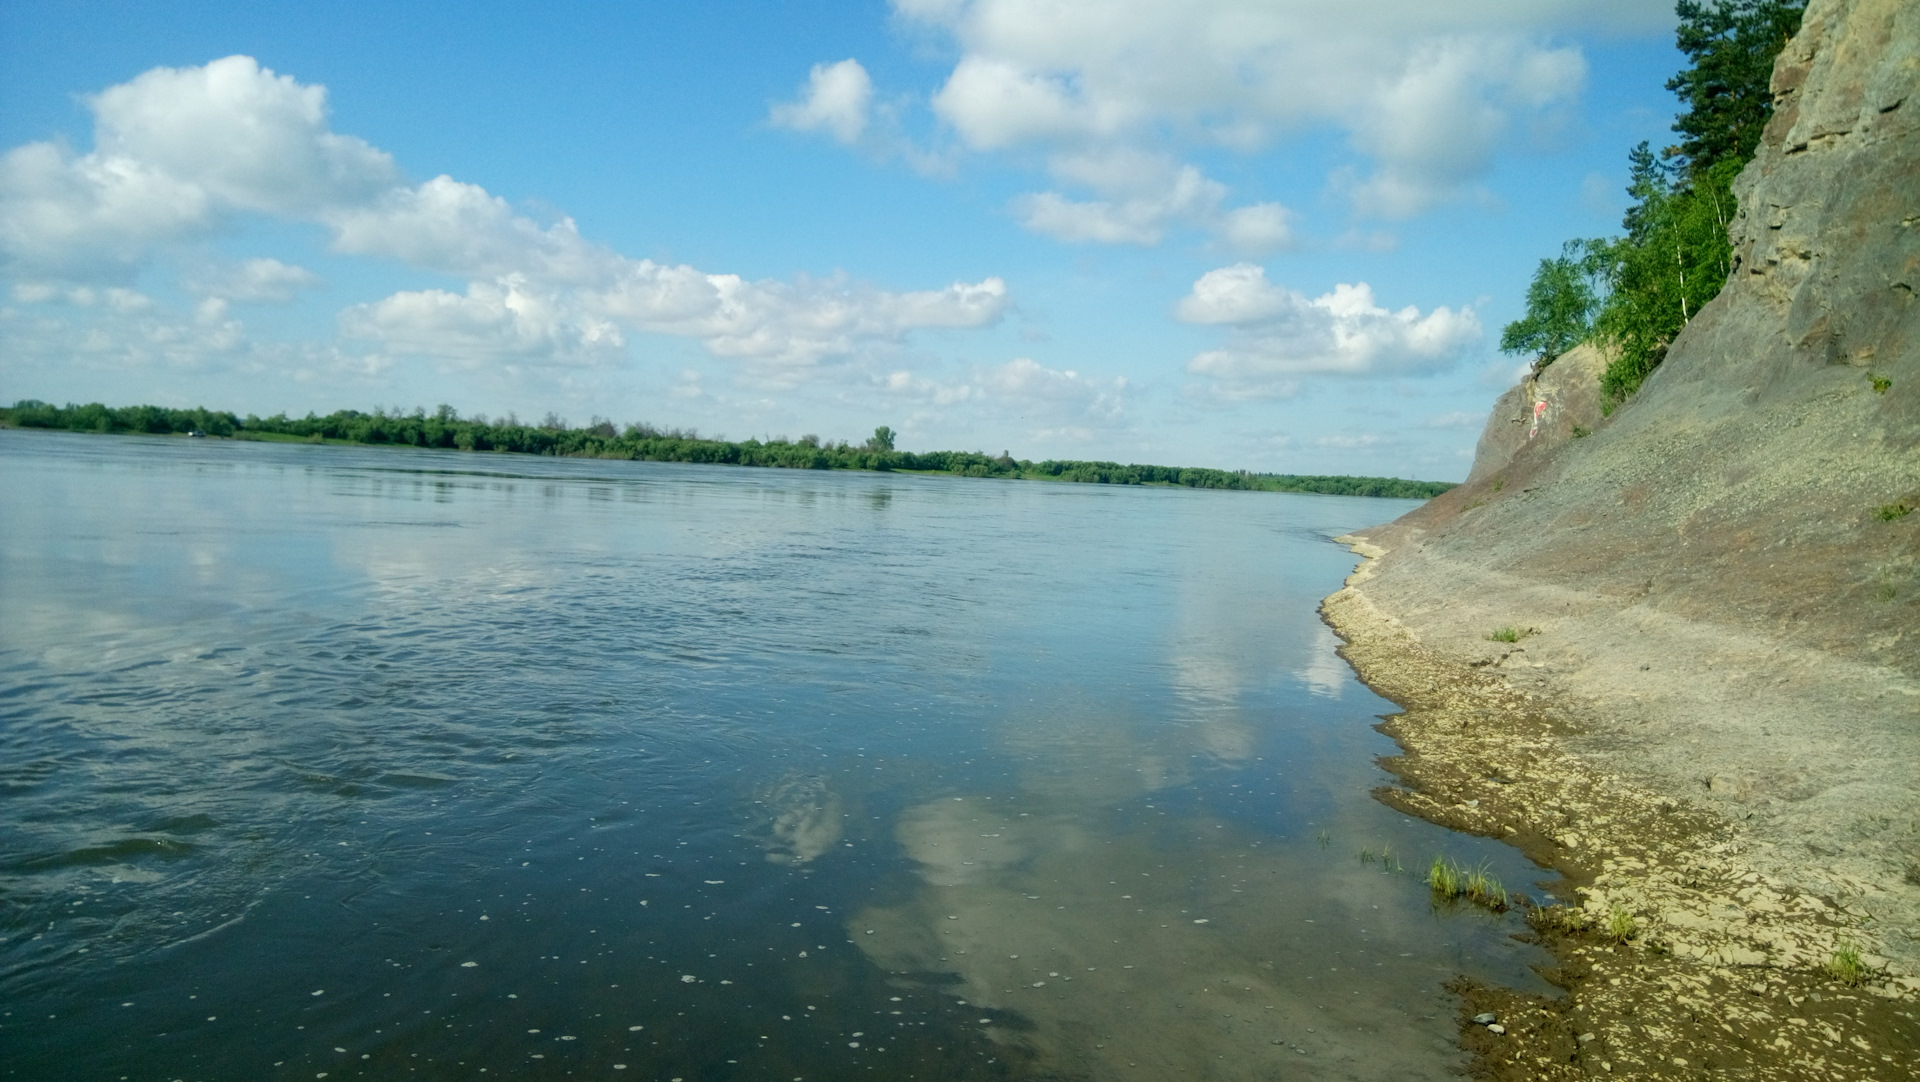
1322 541 1919 1080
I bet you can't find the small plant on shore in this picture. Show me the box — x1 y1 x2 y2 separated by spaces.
1359 847 1377 866
1869 373 1892 394
1381 844 1401 873
1828 941 1866 986
1463 865 1510 910
1528 904 1589 934
1488 627 1526 643
1875 501 1912 521
1606 904 1637 944
1315 829 1331 848
1429 856 1509 911
1572 425 1591 439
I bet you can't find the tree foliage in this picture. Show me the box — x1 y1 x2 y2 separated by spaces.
1498 241 1599 367
1668 0 1809 178
1 400 1456 499
1500 0 1803 402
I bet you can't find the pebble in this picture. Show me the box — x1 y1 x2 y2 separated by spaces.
1487 1024 1506 1035
1471 1013 1497 1025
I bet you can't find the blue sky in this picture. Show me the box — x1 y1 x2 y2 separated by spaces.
0 0 1687 478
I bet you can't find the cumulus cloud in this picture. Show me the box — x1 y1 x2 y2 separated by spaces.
784 0 1663 237
1343 36 1586 216
1012 151 1293 253
0 56 397 279
770 59 874 145
1178 263 1481 397
885 356 1128 436
186 257 323 303
0 280 382 385
0 56 1009 375
327 175 613 282
0 141 215 278
339 277 626 367
88 55 399 215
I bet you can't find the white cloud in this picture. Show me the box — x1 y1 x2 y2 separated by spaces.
326 175 613 283
88 55 399 215
1343 36 1586 216
1217 203 1293 253
0 141 214 277
0 56 1010 377
0 56 398 279
1012 151 1291 252
340 276 626 368
1178 263 1481 397
931 56 1109 150
0 280 382 386
783 0 1662 238
885 356 1128 433
187 257 322 303
771 59 875 145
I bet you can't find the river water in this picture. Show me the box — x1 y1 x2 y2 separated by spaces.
0 430 1551 1081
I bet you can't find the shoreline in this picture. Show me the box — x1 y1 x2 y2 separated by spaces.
1322 539 1918 1080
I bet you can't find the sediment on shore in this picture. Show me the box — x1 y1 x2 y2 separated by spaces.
1322 546 1918 1080
1304 1 1919 1073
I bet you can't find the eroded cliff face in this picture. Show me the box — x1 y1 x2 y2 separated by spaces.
1463 343 1609 485
1336 0 1919 975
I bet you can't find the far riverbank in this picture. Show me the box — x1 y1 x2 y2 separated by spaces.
0 399 1453 499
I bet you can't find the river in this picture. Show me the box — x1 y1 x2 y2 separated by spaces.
0 429 1550 1081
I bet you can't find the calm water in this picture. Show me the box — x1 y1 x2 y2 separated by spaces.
0 430 1550 1082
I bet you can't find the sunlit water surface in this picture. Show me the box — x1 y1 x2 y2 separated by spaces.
0 430 1552 1081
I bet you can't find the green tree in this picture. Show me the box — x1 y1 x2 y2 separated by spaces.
1506 1 1804 404
1589 153 1743 399
864 425 896 452
1667 0 1808 178
1499 241 1599 368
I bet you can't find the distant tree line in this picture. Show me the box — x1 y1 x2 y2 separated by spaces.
0 399 1455 500
1500 0 1806 402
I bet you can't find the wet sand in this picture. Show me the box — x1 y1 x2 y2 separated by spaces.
1321 546 1920 1080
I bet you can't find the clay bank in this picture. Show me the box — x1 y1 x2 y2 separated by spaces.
1322 0 1919 1076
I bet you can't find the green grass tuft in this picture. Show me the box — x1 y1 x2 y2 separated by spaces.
1428 856 1508 911
1869 373 1892 394
1488 627 1526 643
1829 941 1866 986
1875 502 1912 521
1527 904 1589 934
1606 904 1637 944
1463 865 1509 910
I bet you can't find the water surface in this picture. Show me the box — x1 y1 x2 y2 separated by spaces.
0 430 1549 1081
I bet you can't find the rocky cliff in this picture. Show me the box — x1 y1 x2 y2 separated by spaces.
1323 0 1918 1073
